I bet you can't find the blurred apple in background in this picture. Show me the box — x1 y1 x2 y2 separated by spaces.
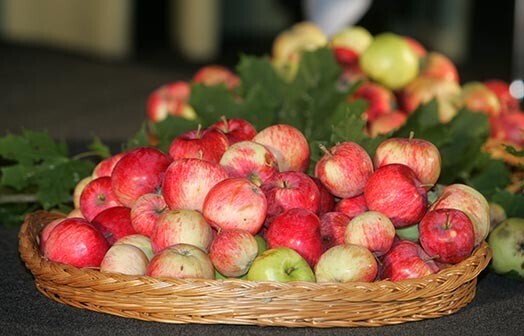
419 52 459 83
146 81 196 122
403 36 427 58
192 65 240 89
368 111 408 137
330 25 373 68
484 79 520 113
315 244 378 283
457 82 501 118
349 81 395 123
488 217 524 279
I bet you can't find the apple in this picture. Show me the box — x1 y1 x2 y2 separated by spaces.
111 147 172 208
202 177 267 235
344 211 396 256
79 176 123 222
314 142 374 199
192 65 240 89
92 152 125 178
404 36 427 58
330 26 373 67
39 217 65 254
419 208 475 264
246 247 316 282
315 244 378 283
91 206 137 245
209 229 259 277
146 243 214 279
380 240 439 281
319 211 350 250
359 32 419 90
260 171 320 219
419 52 459 83
334 194 368 219
348 81 395 123
162 158 229 212
368 111 408 137
364 164 428 228
146 81 196 122
490 111 524 146
484 79 520 113
42 217 109 268
100 244 149 275
168 126 229 164
312 177 335 215
457 82 501 118
252 124 310 172
373 133 442 186
266 208 323 267
130 193 168 237
67 208 84 219
150 209 213 254
219 140 279 186
209 116 257 144
113 234 154 261
73 176 92 209
429 183 490 246
488 217 524 279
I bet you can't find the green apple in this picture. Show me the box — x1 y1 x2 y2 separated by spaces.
330 26 373 54
395 224 420 242
255 234 268 254
360 32 419 90
488 217 524 280
246 247 315 282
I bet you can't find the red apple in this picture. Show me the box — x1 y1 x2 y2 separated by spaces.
130 193 168 237
373 133 442 186
252 124 310 172
380 240 439 281
111 147 172 208
266 208 323 267
330 26 373 68
484 79 520 113
42 217 109 268
261 171 320 219
39 217 65 254
315 244 378 283
344 211 396 256
364 164 428 228
92 153 125 178
419 208 475 264
146 243 214 279
319 211 350 250
100 244 149 275
168 126 229 164
312 177 335 215
192 65 240 89
334 194 368 219
209 116 257 144
162 158 229 212
314 142 374 198
368 111 408 137
490 111 524 146
79 176 123 222
348 81 395 122
457 82 501 118
146 81 196 122
219 140 279 186
209 229 259 277
150 209 213 254
203 177 267 235
91 206 136 245
404 36 427 58
419 52 459 83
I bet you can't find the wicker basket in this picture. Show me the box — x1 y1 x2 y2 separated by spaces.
18 210 492 328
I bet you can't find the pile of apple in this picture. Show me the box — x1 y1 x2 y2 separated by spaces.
39 116 490 283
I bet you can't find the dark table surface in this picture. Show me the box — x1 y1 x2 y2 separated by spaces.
1 42 524 336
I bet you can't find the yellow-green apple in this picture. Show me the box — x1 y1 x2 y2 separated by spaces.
114 234 154 261
484 79 520 113
260 171 320 219
100 244 149 275
73 176 92 209
192 65 239 89
130 193 168 237
168 126 229 164
368 111 407 137
42 217 109 268
39 217 65 254
91 206 136 245
146 81 196 122
246 247 315 282
151 209 213 254
146 243 214 279
457 82 501 118
315 244 378 282
488 217 524 279
266 208 323 267
380 240 439 281
314 142 374 198
334 194 368 218
419 208 475 264
403 36 427 58
373 133 442 186
364 164 428 228
319 211 350 250
348 81 395 122
252 124 310 172
67 208 84 218
429 183 490 246
490 111 524 146
209 229 259 277
344 211 396 256
111 147 172 208
79 176 123 222
161 158 229 212
330 26 373 68
209 117 257 144
92 152 125 178
359 32 419 90
312 177 335 215
203 177 267 234
419 52 459 83
219 140 278 186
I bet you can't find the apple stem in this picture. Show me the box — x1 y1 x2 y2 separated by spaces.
443 213 451 230
318 143 332 157
220 115 230 133
196 124 203 139
419 183 435 189
285 266 295 275
408 131 415 141
198 150 204 160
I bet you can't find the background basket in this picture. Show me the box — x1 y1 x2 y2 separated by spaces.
18 210 492 328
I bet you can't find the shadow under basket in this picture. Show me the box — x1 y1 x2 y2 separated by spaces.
18 211 492 328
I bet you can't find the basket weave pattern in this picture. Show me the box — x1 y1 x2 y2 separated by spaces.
19 211 492 328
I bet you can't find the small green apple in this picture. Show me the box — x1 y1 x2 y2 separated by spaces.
246 247 315 282
488 217 524 280
396 224 420 242
255 234 268 254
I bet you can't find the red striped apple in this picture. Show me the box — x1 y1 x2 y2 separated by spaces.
92 152 125 178
130 193 168 237
334 194 368 219
168 126 229 164
192 65 239 89
209 229 259 277
146 243 214 279
79 176 123 222
344 211 396 256
319 211 350 250
380 240 439 281
146 81 196 122
91 206 136 245
209 117 257 144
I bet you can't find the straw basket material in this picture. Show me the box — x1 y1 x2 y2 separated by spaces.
19 210 492 328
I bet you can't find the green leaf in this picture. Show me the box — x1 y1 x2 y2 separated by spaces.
189 84 241 126
0 203 39 228
0 164 35 190
504 145 524 157
491 190 524 218
467 156 511 199
0 130 68 165
150 117 199 153
125 122 150 151
88 136 111 159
